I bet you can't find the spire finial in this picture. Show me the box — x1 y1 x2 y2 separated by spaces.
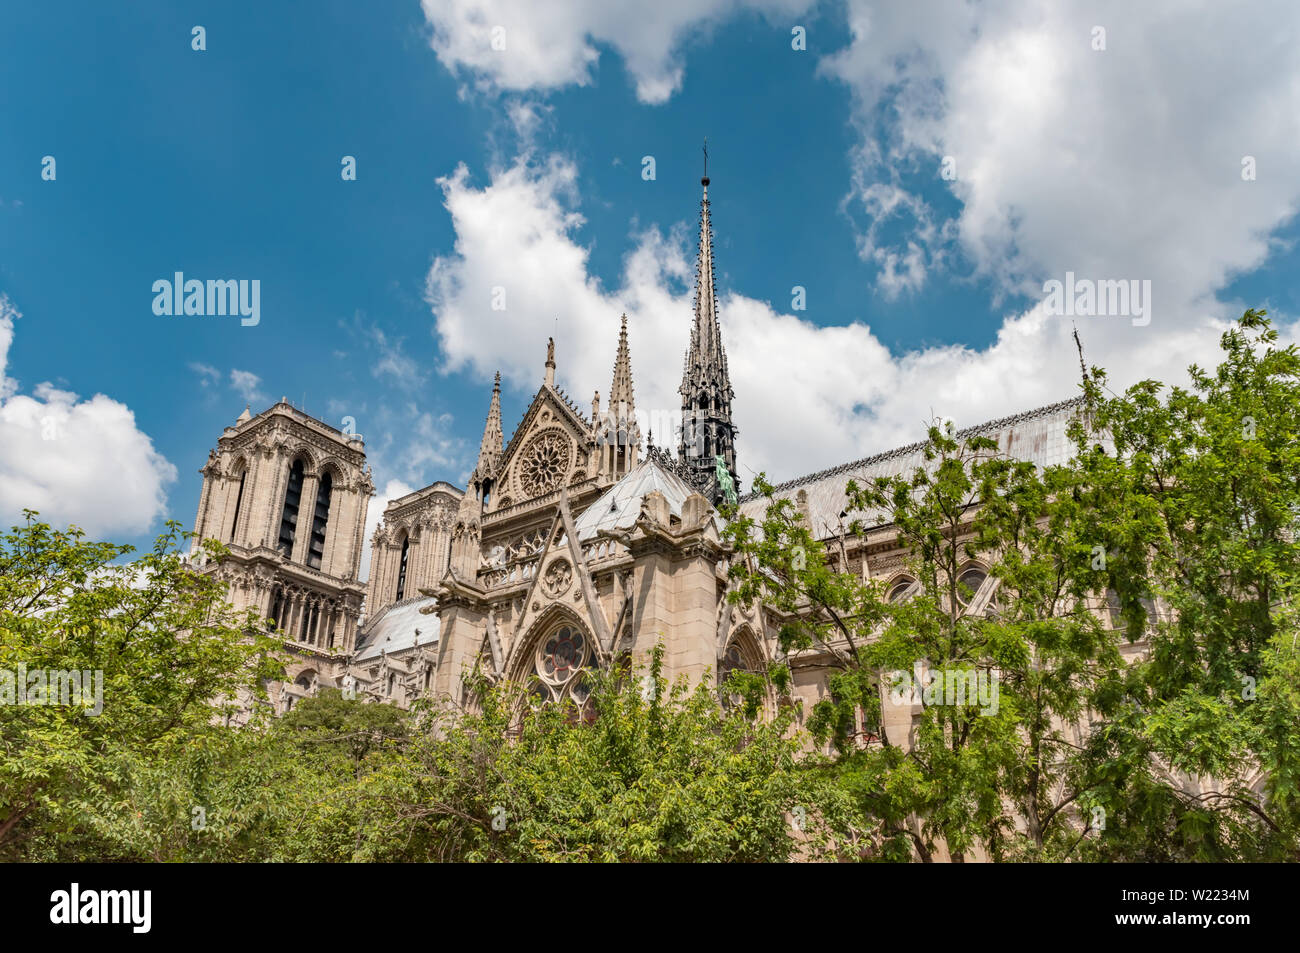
473 372 504 485
702 137 709 186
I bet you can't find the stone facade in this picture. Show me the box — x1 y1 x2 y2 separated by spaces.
188 401 373 715
187 178 1132 733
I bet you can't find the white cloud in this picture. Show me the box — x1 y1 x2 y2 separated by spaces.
363 399 469 491
418 1 1300 489
0 297 178 537
369 328 425 388
189 362 221 389
422 147 1284 489
820 0 1300 313
229 369 266 406
419 0 811 103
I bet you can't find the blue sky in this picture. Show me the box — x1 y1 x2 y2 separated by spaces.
3 1 1300 569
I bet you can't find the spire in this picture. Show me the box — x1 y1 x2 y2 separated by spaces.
610 314 635 412
473 372 503 483
682 174 730 394
678 165 739 505
596 314 641 482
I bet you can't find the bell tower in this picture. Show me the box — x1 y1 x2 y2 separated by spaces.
190 401 373 706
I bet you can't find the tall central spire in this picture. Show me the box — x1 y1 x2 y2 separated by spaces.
678 164 739 504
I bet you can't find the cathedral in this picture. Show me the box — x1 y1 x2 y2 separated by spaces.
187 173 1096 737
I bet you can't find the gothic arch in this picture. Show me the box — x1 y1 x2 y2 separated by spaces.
226 453 251 478
506 602 595 683
506 605 602 716
718 625 771 713
720 624 765 679
277 445 325 480
955 561 995 613
223 456 251 542
393 527 412 601
316 458 346 489
885 574 917 603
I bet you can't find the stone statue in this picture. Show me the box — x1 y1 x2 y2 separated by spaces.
715 455 737 505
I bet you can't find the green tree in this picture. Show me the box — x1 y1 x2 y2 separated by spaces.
1069 310 1300 860
294 648 836 862
724 423 1130 861
0 515 282 860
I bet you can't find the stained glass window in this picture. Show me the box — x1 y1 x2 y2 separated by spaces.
530 624 595 716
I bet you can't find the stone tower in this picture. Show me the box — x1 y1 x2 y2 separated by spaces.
677 171 740 505
189 400 373 706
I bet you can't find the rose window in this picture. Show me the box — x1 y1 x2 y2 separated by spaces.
529 624 596 717
519 431 571 498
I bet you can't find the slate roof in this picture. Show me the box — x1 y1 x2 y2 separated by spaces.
354 596 439 662
738 398 1087 538
573 457 701 542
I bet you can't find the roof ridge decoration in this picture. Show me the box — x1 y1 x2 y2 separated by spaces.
742 396 1086 501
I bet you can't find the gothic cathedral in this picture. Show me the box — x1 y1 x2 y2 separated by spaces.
189 174 1085 730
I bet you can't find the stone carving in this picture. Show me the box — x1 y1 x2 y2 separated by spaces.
543 558 573 597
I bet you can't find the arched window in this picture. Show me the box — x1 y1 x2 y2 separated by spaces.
718 638 760 710
887 577 915 603
306 471 333 570
394 535 410 601
956 567 987 607
1104 588 1157 631
228 464 247 543
528 624 595 718
277 459 306 558
269 587 285 629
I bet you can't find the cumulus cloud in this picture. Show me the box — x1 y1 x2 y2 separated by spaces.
418 1 1300 489
423 145 1280 489
229 369 267 406
821 0 1300 313
0 297 178 537
419 0 811 103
